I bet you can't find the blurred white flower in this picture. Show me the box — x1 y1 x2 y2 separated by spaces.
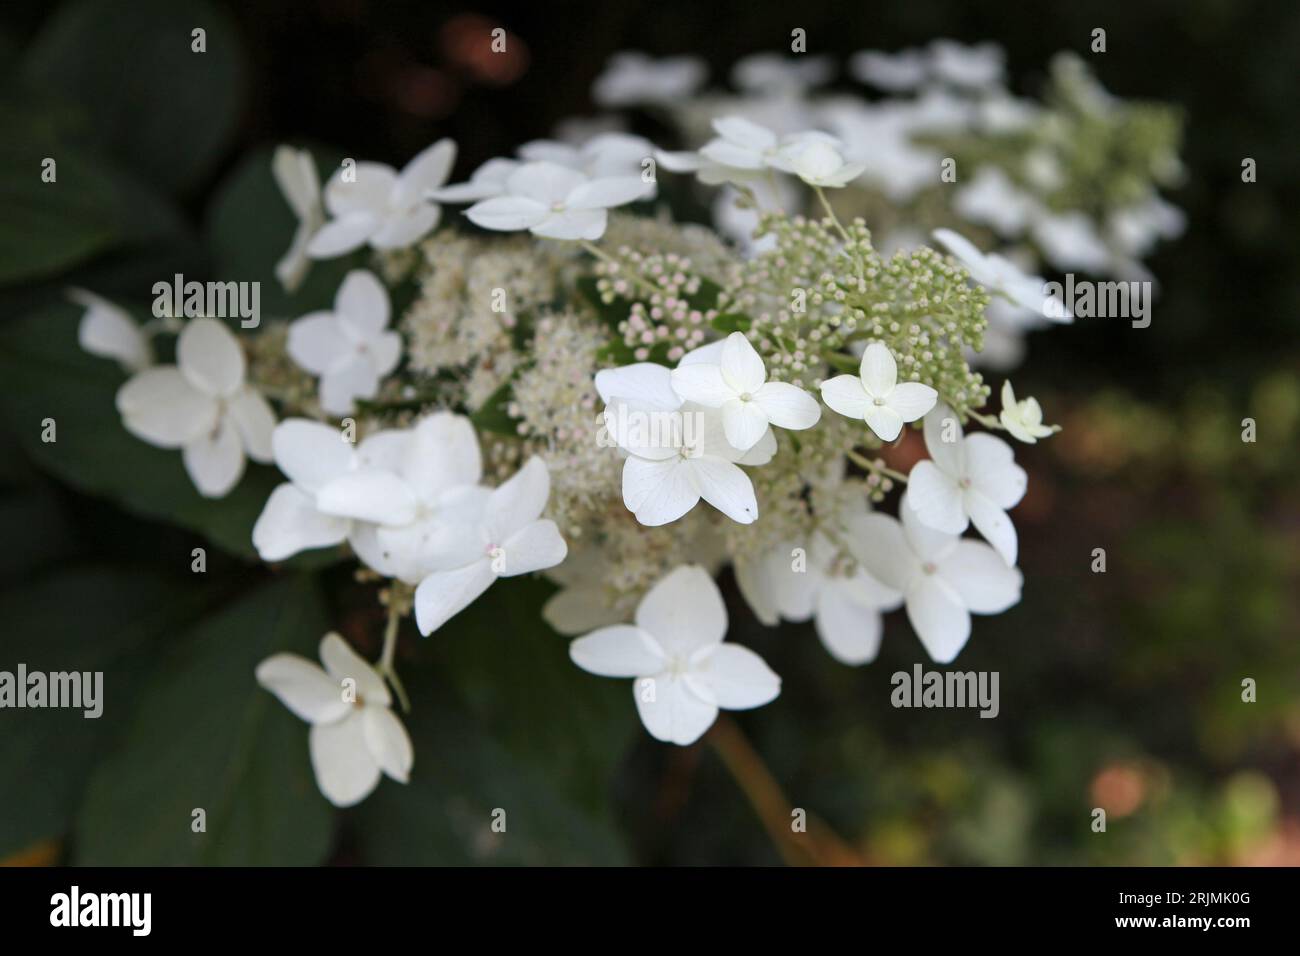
257 632 412 807
1032 211 1113 273
71 288 152 372
519 132 656 180
907 405 1027 565
116 318 274 498
308 139 456 257
426 157 519 203
271 145 324 291
953 168 1041 238
465 161 650 241
287 270 402 416
849 496 1022 663
412 456 567 635
771 134 865 188
592 51 706 106
999 381 1056 443
820 103 940 202
928 39 1005 90
849 48 929 91
569 565 780 745
670 332 820 450
933 228 1070 321
731 53 834 95
819 342 937 441
1108 194 1186 259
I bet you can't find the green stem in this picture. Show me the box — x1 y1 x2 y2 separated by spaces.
812 185 852 244
846 448 908 483
376 602 410 714
578 240 661 298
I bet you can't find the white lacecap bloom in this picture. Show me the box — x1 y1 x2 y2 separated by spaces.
819 342 938 442
848 495 1023 664
906 404 1027 566
412 456 568 635
116 318 274 498
592 51 707 107
669 331 820 451
307 139 456 258
598 359 774 527
70 288 152 372
730 53 834 95
465 161 651 241
271 145 324 291
287 270 402 416
998 381 1055 444
932 228 1071 322
257 632 412 807
569 565 781 746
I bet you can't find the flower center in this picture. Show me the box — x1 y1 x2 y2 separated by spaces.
872 397 886 406
739 392 753 402
921 561 938 575
550 200 566 212
959 477 972 489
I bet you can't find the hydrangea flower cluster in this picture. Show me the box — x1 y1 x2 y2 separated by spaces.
72 42 1180 808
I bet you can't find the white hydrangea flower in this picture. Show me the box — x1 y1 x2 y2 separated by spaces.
928 39 1005 90
730 53 834 94
271 145 324 291
116 318 274 498
70 288 152 372
465 161 650 241
819 342 938 442
907 405 1027 565
932 228 1070 322
953 167 1041 238
670 332 820 451
569 565 781 746
517 132 656 180
592 51 707 107
287 270 402 416
698 116 786 173
308 139 456 258
848 48 929 91
849 496 1023 664
770 134 865 189
999 381 1057 443
1031 211 1113 274
256 632 412 807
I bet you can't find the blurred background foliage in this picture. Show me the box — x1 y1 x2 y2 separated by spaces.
0 0 1296 865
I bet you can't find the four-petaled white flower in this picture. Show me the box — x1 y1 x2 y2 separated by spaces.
849 495 1022 664
426 157 520 203
730 53 834 94
932 228 1069 321
599 362 774 527
569 565 781 745
308 139 456 258
413 457 568 635
256 632 412 807
698 116 786 173
819 342 938 441
771 134 865 189
287 270 402 416
907 405 1027 565
71 288 152 372
999 380 1057 443
116 318 274 498
271 145 324 291
465 161 651 241
592 52 707 106
670 332 820 451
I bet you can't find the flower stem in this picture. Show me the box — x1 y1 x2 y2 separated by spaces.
846 448 908 483
376 602 410 713
577 240 661 298
812 185 852 244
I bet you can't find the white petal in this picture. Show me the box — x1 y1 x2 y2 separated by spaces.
963 433 1027 509
253 482 349 561
712 116 777 151
844 512 915 594
369 331 403 378
73 290 151 370
964 490 1018 566
676 340 727 366
531 208 607 240
819 374 871 420
116 367 217 447
570 625 666 677
858 342 897 396
227 388 275 462
182 417 245 497
907 460 968 534
634 673 719 746
319 632 390 705
316 470 418 525
271 146 320 219
544 585 624 636
922 403 964 475
688 456 758 524
754 381 820 430
691 644 780 710
393 138 456 205
335 270 390 336
310 717 382 807
362 706 413 784
888 382 939 422
939 539 1023 613
699 139 766 170
815 586 884 665
370 203 439 249
465 196 548 232
506 161 588 203
499 519 568 575
484 456 549 542
355 428 410 473
287 313 350 375
413 560 496 635
722 399 770 452
863 402 904 442
566 175 651 210
719 332 766 394
307 213 377 258
319 357 380 415
737 426 777 466
403 411 482 501
670 363 735 407
256 653 351 724
271 418 354 492
596 363 682 408
900 493 960 563
622 456 700 525
636 565 727 655
178 318 245 398
906 576 971 664
324 162 397 217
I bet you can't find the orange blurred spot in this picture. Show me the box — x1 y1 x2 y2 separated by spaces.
1090 762 1147 818
439 14 529 86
